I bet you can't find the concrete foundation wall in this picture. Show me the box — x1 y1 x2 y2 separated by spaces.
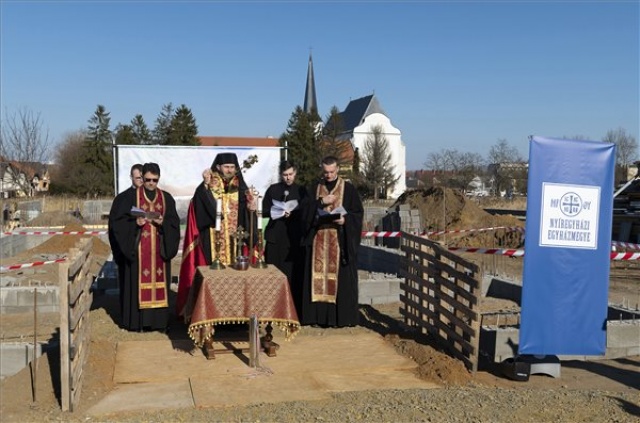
0 286 60 314
479 277 640 362
0 342 44 379
359 278 402 305
357 245 402 276
0 234 53 258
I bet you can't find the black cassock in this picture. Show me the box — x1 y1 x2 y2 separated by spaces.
110 187 180 331
108 186 135 312
262 182 308 311
300 179 363 327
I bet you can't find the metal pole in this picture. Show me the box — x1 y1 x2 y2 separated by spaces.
32 287 38 402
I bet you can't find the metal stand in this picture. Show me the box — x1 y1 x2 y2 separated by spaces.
253 231 268 268
209 229 225 270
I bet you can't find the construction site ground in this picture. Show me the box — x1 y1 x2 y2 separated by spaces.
1 190 638 422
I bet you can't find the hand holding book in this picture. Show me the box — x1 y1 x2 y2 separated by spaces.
130 206 161 220
270 199 299 220
316 206 347 224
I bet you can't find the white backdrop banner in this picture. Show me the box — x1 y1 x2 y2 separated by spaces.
115 145 282 221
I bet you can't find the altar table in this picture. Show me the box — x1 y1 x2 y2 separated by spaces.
185 265 300 358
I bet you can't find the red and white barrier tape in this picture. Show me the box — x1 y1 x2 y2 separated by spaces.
0 258 67 273
447 247 640 261
612 241 640 251
610 252 640 261
2 230 107 236
447 247 525 257
361 231 403 238
426 226 525 237
361 226 524 238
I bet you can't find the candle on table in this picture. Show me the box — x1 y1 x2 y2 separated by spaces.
215 198 222 230
257 196 262 230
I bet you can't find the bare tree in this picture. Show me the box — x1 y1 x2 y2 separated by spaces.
425 151 445 173
0 107 52 195
487 139 524 197
488 138 522 165
603 127 639 183
425 148 484 190
361 125 399 199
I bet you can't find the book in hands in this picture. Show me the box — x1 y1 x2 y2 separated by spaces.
130 206 161 220
270 199 299 220
316 206 347 224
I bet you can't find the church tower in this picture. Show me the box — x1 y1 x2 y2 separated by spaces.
303 53 318 115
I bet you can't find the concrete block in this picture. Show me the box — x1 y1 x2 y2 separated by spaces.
389 280 401 292
479 327 519 362
606 321 640 348
0 342 44 379
0 286 59 314
399 204 411 211
410 209 420 216
359 281 392 297
370 294 401 305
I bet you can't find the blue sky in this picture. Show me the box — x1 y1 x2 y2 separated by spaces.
2 1 638 170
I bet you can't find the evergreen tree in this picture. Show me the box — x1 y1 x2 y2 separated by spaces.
167 104 200 145
114 124 137 145
361 125 398 199
320 105 353 173
152 103 174 145
279 106 321 186
131 114 152 145
82 105 114 196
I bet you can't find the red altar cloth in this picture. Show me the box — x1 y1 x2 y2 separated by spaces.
185 265 300 347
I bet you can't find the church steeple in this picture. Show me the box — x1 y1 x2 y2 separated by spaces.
303 53 318 115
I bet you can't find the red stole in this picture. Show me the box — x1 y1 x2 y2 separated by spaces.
311 178 345 303
136 187 169 309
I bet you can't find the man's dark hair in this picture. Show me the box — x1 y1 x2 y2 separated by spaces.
279 160 296 173
321 156 339 166
130 163 143 176
142 162 161 176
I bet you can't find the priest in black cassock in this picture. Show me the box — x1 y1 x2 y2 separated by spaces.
108 163 143 316
262 160 308 311
110 163 180 332
300 156 364 327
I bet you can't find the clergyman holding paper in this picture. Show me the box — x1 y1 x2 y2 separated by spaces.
262 160 308 309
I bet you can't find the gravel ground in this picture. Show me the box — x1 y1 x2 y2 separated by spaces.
99 388 640 423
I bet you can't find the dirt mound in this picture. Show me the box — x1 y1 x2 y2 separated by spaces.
26 223 112 258
394 187 525 248
26 210 83 228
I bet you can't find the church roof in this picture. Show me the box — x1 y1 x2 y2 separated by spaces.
338 94 385 133
303 54 318 114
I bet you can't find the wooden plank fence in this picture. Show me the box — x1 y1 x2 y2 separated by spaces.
399 232 482 372
58 237 94 412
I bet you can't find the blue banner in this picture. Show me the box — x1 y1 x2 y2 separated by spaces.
519 136 615 355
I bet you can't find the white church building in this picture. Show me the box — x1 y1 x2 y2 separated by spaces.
303 55 407 199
